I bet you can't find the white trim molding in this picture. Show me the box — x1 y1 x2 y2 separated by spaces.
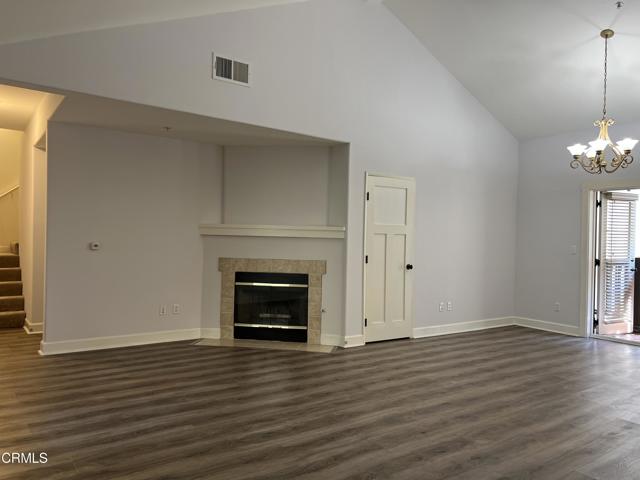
343 335 365 348
23 318 43 335
40 328 203 356
38 326 345 355
37 318 584 356
413 317 513 338
320 333 343 347
199 224 346 239
513 317 581 337
413 317 581 340
201 328 221 340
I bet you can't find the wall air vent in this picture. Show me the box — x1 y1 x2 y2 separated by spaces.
212 53 250 86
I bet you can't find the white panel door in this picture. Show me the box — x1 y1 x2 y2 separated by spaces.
598 191 637 335
364 174 415 342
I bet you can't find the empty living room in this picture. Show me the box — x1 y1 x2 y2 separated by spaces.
2 0 640 478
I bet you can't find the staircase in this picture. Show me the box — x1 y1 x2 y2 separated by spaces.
0 253 25 329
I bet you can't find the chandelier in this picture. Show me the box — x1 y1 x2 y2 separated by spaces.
567 29 638 174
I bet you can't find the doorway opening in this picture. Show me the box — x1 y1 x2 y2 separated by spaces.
0 83 63 345
590 187 640 345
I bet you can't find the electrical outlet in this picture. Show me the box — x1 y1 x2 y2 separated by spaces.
447 301 453 311
159 305 168 316
438 302 445 312
172 303 181 315
554 302 560 312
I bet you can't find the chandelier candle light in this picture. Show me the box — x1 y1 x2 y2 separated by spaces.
567 29 638 174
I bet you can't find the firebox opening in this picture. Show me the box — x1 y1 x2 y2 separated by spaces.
234 272 309 343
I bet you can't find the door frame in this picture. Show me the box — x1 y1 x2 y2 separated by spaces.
579 178 640 339
362 171 416 342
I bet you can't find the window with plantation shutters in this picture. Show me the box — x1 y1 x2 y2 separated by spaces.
598 191 638 334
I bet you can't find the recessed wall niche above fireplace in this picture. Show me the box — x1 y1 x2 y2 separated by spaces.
218 258 327 344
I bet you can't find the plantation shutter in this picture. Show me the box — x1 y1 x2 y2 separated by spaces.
599 192 637 327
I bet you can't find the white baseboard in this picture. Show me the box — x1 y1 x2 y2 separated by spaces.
36 317 584 356
201 328 221 339
39 327 348 355
413 317 514 338
512 317 581 337
343 334 365 348
23 318 43 335
412 317 582 340
320 333 343 347
39 328 203 356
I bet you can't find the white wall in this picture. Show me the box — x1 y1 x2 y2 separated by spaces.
44 123 208 342
328 144 349 227
223 145 331 226
198 144 224 224
0 128 22 193
516 120 640 329
20 93 63 330
0 128 22 248
0 188 19 249
0 0 519 342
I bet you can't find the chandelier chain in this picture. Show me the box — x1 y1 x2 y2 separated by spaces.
603 34 608 119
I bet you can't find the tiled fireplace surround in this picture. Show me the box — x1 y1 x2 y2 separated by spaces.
218 258 327 344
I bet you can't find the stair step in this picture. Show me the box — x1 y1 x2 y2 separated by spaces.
0 281 22 296
0 296 24 312
0 310 25 328
0 268 21 282
0 254 19 268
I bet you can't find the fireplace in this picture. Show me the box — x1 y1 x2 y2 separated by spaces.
234 272 309 342
218 258 326 344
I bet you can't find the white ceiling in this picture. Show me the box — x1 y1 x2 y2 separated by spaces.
384 0 640 140
51 92 339 146
0 0 306 45
0 83 45 130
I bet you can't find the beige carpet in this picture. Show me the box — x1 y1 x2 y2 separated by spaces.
193 338 336 354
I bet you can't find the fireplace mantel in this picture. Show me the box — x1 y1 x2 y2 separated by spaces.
199 224 345 239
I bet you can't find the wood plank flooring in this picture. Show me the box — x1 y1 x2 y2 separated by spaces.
2 327 640 479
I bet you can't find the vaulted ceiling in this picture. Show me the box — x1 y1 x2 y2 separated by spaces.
1 0 639 140
384 0 640 139
0 0 306 45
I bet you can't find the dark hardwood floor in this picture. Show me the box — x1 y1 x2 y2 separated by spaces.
2 327 640 479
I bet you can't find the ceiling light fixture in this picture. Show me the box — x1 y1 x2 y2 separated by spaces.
567 29 638 174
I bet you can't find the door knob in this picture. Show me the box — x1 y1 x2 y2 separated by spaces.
406 264 414 270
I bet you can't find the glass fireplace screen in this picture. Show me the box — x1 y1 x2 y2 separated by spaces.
234 272 309 342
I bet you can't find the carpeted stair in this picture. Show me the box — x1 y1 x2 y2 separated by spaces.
0 253 25 329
